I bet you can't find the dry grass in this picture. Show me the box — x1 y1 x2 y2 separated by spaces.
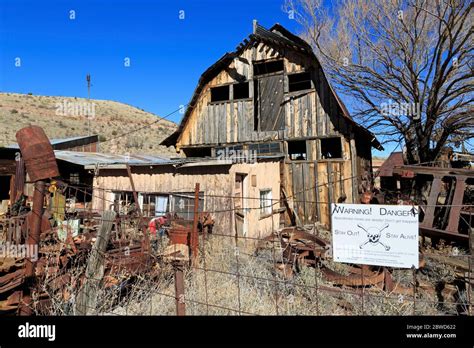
33 229 471 316
107 234 461 316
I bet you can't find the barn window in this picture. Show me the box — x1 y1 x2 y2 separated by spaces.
253 59 284 76
320 137 342 159
259 189 272 216
69 173 80 184
287 140 307 161
141 194 169 217
215 144 244 159
288 72 312 92
249 142 282 155
233 82 249 100
210 85 230 102
170 192 204 220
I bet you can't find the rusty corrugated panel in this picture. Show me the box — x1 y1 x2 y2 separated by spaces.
378 152 404 177
15 126 59 181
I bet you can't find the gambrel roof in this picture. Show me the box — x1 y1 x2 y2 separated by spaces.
162 23 382 150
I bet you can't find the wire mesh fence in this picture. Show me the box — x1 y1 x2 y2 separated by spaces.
0 179 473 316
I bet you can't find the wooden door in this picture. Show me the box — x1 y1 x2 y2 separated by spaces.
258 74 285 131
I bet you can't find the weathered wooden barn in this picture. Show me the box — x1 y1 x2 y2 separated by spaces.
162 21 382 227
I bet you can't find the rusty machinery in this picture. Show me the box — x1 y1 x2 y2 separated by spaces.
393 165 473 244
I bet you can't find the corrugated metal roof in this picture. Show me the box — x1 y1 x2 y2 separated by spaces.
54 150 170 168
54 150 284 169
7 135 98 149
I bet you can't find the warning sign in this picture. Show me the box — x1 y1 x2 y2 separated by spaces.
331 204 419 269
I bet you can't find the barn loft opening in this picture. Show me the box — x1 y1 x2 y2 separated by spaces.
233 82 250 100
287 140 307 160
253 59 284 76
320 137 342 159
288 72 312 92
210 85 230 102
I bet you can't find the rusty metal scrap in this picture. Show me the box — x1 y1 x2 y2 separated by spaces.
279 227 329 268
15 126 59 182
0 206 158 315
392 165 473 243
267 227 419 296
320 266 385 287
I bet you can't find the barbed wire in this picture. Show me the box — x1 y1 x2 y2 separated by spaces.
2 167 472 317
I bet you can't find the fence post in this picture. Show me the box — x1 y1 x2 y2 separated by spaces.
174 261 186 316
469 225 473 315
191 183 200 266
75 210 115 315
126 164 150 253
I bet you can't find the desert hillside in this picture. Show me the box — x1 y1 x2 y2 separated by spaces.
0 92 179 156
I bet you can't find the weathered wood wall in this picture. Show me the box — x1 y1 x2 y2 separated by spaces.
91 161 281 239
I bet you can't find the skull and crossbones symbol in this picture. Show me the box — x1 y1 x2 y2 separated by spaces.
358 223 390 251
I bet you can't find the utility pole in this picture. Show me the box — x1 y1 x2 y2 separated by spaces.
86 73 91 136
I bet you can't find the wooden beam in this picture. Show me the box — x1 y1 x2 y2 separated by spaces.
75 210 115 315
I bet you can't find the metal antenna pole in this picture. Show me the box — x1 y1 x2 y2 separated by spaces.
86 74 91 136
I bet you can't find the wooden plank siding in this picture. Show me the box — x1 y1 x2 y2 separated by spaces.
172 39 373 228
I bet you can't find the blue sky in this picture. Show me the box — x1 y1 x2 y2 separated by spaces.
0 0 390 156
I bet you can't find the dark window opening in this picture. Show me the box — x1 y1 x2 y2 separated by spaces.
287 140 307 161
288 72 312 92
210 85 230 102
320 137 342 159
112 191 137 215
0 176 10 200
233 82 249 100
182 147 212 158
249 142 282 155
253 59 284 76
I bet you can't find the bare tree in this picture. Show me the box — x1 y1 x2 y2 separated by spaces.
284 0 473 164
